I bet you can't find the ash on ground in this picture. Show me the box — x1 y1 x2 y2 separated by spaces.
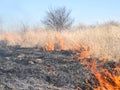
0 45 119 90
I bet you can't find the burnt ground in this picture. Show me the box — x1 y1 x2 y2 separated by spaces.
0 44 119 90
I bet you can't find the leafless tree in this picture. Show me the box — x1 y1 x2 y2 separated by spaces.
42 7 74 31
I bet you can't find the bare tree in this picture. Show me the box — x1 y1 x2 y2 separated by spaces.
42 7 74 31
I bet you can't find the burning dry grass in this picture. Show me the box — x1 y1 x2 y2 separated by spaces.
0 23 120 90
0 24 120 62
79 58 120 90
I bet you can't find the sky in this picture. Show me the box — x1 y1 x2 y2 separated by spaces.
0 0 120 29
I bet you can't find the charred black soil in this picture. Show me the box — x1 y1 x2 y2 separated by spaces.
0 45 119 90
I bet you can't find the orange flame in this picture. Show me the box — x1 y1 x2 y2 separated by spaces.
45 35 69 51
79 58 120 90
55 35 68 50
44 35 120 90
45 42 55 51
94 69 120 90
78 44 91 60
45 36 91 60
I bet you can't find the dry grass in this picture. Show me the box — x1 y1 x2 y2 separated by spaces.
0 23 120 62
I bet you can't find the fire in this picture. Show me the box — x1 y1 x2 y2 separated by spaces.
44 35 120 90
45 35 69 51
94 70 120 90
45 42 55 51
77 44 91 60
55 35 68 50
79 58 120 90
45 36 91 60
78 50 91 60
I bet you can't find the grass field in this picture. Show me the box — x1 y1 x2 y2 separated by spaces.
0 22 120 62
